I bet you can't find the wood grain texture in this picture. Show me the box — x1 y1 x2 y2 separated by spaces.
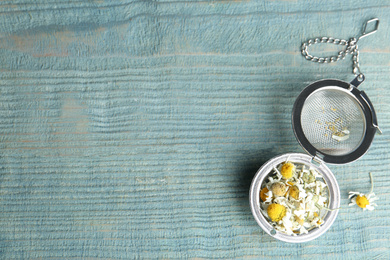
0 0 389 259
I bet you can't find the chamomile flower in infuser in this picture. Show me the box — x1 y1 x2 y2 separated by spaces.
280 162 295 179
260 175 281 203
260 186 270 202
271 182 287 197
267 203 287 222
288 185 300 200
349 172 378 211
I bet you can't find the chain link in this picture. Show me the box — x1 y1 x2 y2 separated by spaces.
301 36 362 78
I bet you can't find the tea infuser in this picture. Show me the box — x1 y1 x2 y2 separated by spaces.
249 18 382 243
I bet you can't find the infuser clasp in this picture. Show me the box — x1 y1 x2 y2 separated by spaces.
360 91 382 135
358 18 380 41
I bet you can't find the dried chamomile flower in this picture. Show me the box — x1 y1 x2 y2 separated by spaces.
260 187 269 202
271 182 287 197
280 162 295 179
349 172 378 211
267 203 286 222
289 185 300 200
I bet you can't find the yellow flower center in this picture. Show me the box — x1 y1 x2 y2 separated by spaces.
271 182 287 197
267 203 286 222
260 187 269 202
356 195 369 208
280 162 294 179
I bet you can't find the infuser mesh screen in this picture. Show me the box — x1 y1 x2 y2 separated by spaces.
300 87 366 156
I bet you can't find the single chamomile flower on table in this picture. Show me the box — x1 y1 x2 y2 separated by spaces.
349 172 378 211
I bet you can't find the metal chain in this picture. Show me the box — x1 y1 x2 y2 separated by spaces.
301 37 362 77
301 18 380 80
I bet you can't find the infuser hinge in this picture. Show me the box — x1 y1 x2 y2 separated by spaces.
311 154 324 166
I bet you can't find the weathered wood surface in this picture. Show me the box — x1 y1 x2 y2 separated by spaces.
0 1 389 259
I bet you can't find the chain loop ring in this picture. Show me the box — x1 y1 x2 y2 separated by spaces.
301 18 380 78
301 36 361 75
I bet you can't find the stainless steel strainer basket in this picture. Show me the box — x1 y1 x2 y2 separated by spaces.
292 75 380 164
249 153 340 243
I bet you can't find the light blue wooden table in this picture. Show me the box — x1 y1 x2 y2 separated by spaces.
1 1 389 259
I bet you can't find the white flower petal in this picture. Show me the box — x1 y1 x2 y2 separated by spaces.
273 167 283 180
299 226 309 234
264 190 273 203
348 192 359 199
349 197 357 206
294 209 306 219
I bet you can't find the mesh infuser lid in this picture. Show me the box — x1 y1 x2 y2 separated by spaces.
292 78 378 164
